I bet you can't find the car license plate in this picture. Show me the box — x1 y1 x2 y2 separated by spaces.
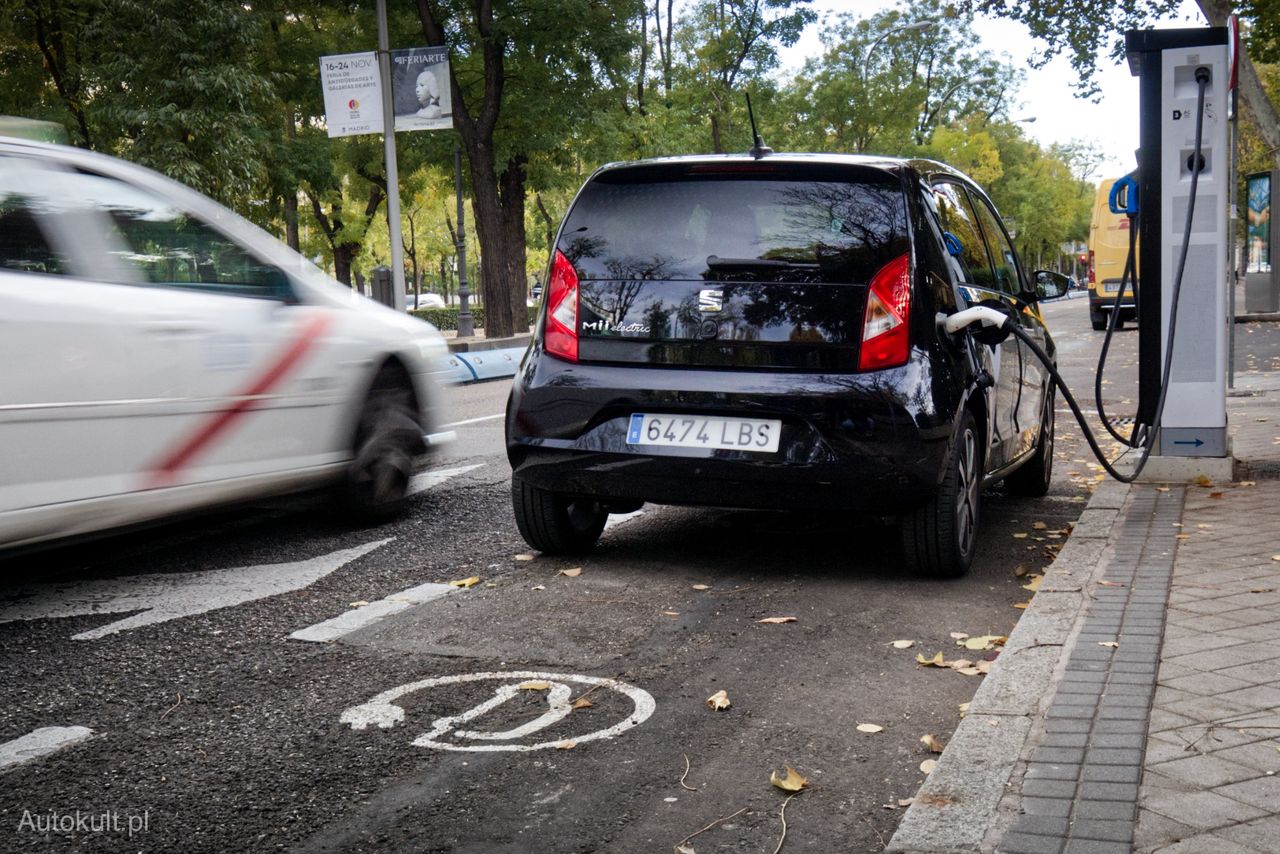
1103 281 1125 294
626 414 781 453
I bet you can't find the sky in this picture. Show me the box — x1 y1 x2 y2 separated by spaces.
777 0 1209 180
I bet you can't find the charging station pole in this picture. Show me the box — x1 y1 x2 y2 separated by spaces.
1126 27 1232 459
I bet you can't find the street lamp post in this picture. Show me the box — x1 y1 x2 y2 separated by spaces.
861 20 935 83
916 75 996 143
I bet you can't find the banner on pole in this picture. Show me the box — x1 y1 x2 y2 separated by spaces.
391 47 452 132
319 51 383 138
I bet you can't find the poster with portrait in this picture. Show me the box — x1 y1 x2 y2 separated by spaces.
391 46 452 132
1247 172 1271 273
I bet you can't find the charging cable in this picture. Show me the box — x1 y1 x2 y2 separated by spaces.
1095 173 1143 448
944 67 1212 484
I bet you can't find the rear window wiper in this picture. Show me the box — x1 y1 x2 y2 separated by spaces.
705 255 820 269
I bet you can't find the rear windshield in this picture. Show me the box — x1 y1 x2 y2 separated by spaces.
560 164 910 285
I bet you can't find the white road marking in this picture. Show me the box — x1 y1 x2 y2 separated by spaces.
289 580 456 643
439 413 504 428
0 539 392 641
0 726 94 771
407 463 485 496
341 670 656 752
603 509 646 532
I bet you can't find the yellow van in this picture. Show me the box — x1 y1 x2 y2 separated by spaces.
1088 178 1138 330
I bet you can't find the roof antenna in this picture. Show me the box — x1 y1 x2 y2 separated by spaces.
746 93 772 159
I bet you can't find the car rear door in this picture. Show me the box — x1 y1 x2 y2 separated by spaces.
929 181 1022 470
966 189 1049 460
0 153 190 533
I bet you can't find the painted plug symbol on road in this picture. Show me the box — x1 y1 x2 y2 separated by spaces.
339 670 656 752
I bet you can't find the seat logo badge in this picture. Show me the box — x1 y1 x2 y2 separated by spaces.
698 289 724 313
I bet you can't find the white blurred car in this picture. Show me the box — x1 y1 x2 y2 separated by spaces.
0 137 454 551
406 292 446 309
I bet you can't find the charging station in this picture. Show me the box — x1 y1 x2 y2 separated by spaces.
1126 28 1233 459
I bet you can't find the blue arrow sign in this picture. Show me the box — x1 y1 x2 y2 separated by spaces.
1174 438 1205 447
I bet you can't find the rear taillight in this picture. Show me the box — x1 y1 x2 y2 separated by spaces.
858 252 911 372
1087 250 1095 285
545 249 579 362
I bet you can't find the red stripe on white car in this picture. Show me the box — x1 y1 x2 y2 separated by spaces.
145 311 334 489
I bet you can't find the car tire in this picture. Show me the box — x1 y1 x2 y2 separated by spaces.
337 370 422 523
512 478 607 555
900 410 981 578
1004 387 1055 498
1090 311 1107 331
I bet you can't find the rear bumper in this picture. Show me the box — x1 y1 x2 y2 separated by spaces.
506 348 960 514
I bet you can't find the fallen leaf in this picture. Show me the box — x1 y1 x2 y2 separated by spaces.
949 632 969 640
1098 580 1126 587
1242 481 1257 487
1210 492 1224 499
856 723 885 733
1177 534 1191 540
1156 486 1171 493
1013 564 1030 578
976 660 993 674
692 584 711 591
558 567 583 577
1273 556 1280 562
961 635 1007 651
1250 588 1276 594
661 610 680 617
1032 521 1048 530
898 798 915 807
531 584 546 591
572 698 594 710
1194 475 1213 487
919 759 938 774
1023 575 1044 592
771 766 809 792
348 600 369 608
449 576 481 588
519 680 551 691
1098 641 1120 649
958 702 970 717
676 846 696 854
556 740 577 750
1013 532 1029 539
947 658 973 669
957 666 982 676
514 554 536 561
706 690 731 711
1012 602 1029 610
916 651 946 667
757 616 797 625
891 640 915 649
920 734 945 753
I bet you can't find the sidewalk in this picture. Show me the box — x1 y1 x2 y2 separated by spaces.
889 325 1280 853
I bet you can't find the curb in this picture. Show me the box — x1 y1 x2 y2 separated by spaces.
885 479 1132 853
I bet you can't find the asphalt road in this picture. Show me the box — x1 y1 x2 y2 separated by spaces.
0 297 1184 853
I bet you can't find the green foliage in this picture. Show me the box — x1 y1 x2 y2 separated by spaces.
410 305 539 331
781 0 1019 155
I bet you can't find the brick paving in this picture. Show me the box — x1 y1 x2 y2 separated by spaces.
995 473 1280 852
1000 487 1184 854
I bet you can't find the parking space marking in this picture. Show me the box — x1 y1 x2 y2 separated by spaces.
341 670 656 752
0 539 392 640
603 509 646 533
407 463 485 497
0 726 94 771
439 413 504 428
289 580 456 643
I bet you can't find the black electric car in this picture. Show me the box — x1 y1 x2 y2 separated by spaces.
505 154 1065 576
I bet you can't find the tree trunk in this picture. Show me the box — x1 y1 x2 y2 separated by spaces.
1197 0 1280 168
334 245 358 287
284 109 299 251
535 193 556 266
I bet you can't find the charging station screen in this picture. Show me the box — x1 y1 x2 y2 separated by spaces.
1247 172 1271 273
